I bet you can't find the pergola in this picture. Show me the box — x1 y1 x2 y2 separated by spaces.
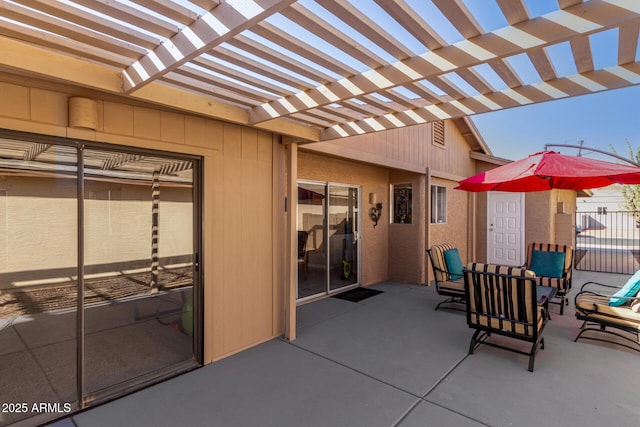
1 0 639 143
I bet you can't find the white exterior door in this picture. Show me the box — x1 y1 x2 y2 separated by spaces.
487 192 524 266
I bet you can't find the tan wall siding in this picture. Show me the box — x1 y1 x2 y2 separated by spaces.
428 120 477 178
427 177 469 283
0 78 282 364
298 151 390 285
304 120 478 178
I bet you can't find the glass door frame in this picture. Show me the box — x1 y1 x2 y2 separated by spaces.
296 179 361 303
0 129 204 413
78 140 204 407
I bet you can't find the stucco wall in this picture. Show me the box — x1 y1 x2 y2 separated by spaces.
0 77 282 363
525 189 577 249
298 150 389 285
428 177 469 283
0 176 192 286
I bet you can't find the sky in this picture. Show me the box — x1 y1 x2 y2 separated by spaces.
471 85 640 163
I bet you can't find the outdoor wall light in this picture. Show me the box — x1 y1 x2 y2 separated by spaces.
369 193 383 227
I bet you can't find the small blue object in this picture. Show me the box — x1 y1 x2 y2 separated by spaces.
529 250 565 278
443 248 464 281
609 269 640 306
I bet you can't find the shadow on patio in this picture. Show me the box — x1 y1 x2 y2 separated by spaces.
60 270 639 427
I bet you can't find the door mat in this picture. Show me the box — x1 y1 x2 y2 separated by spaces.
332 287 384 302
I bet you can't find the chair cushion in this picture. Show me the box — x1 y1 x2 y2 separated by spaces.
439 279 465 294
443 248 463 280
529 250 565 278
576 293 640 324
609 270 640 306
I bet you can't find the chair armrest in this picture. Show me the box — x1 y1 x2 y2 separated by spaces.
576 289 637 301
432 264 453 280
579 281 621 293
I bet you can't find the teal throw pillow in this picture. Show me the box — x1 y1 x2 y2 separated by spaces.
443 248 464 281
529 250 565 279
609 269 640 306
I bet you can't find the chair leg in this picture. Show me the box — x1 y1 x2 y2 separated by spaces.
528 338 543 372
469 330 481 355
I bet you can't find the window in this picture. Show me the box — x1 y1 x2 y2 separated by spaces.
431 185 447 223
433 120 445 146
392 184 412 223
597 207 607 215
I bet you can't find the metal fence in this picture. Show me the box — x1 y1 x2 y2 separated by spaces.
575 210 640 274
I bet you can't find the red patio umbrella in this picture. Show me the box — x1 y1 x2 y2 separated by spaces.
455 151 640 192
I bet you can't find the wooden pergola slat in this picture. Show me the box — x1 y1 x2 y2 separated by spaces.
130 0 199 26
496 0 530 26
281 3 387 70
202 47 311 91
456 68 495 94
249 21 360 79
619 23 640 65
570 36 595 73
0 20 132 69
2 0 640 143
122 0 298 92
249 1 640 125
15 0 160 50
73 0 179 38
528 48 558 81
315 0 416 61
0 1 147 58
431 0 484 38
320 62 640 139
372 0 447 51
226 36 331 86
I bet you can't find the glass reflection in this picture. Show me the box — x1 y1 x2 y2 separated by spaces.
297 183 326 299
83 149 196 396
0 140 78 426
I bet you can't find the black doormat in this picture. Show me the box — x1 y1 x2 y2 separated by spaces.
332 287 384 302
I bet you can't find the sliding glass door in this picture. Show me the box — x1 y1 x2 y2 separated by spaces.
297 181 360 300
0 132 202 426
82 147 199 402
328 186 359 291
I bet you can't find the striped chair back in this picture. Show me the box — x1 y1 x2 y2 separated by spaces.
464 263 539 338
526 243 573 278
427 243 455 283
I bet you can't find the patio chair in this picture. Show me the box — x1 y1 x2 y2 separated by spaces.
298 230 309 280
524 243 573 315
574 274 640 352
426 243 465 311
463 263 548 372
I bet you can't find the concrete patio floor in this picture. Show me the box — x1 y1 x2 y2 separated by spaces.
51 270 639 427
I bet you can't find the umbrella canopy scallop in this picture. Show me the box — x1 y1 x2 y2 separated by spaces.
456 151 640 192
